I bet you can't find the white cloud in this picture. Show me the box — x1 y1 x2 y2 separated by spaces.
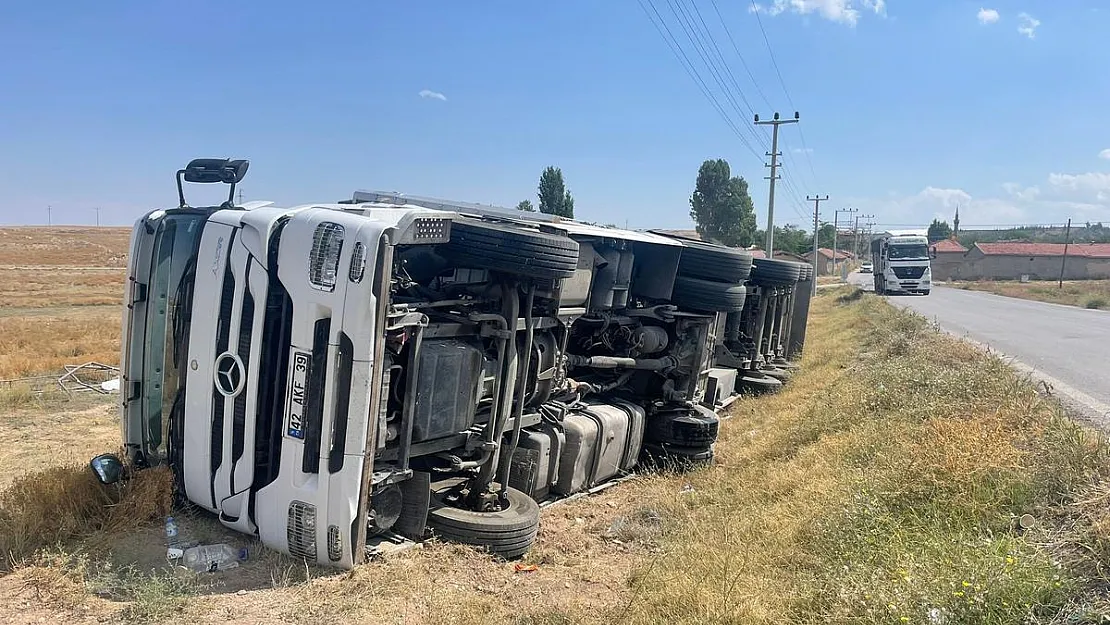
792 147 814 154
1047 169 1110 194
1017 13 1040 39
749 0 885 26
1002 182 1040 201
977 8 1000 25
1099 149 1110 160
419 89 447 102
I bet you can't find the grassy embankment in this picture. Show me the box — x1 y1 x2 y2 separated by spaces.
2 287 1110 623
956 279 1110 310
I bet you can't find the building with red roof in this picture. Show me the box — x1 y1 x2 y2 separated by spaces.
955 241 1110 281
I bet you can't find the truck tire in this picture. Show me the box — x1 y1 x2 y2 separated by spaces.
646 404 720 446
750 258 802 285
426 484 540 559
676 241 754 284
641 442 715 470
441 219 580 280
671 276 747 312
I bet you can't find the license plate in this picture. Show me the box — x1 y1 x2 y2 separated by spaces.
286 351 311 439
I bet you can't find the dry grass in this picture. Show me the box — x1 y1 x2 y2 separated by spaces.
956 279 1110 310
0 228 127 380
0 267 125 309
0 311 121 378
1 397 120 490
4 288 1110 623
0 227 131 267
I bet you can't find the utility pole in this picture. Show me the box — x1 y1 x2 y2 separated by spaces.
755 112 800 254
859 216 875 259
832 207 856 274
47 205 52 226
94 207 100 227
808 195 829 294
1058 218 1072 289
854 214 874 260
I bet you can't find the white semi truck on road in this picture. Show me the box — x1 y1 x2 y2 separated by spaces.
870 230 932 295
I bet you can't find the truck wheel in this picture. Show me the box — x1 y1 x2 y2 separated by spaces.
426 483 540 559
739 372 782 393
641 442 715 470
676 241 754 284
441 218 580 280
646 404 720 446
671 276 747 312
750 258 802 285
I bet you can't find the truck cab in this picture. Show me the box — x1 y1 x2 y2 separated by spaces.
870 232 932 295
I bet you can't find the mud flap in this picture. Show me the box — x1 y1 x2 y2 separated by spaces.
394 470 432 540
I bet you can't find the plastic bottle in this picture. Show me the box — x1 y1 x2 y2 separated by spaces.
165 516 184 560
181 543 245 573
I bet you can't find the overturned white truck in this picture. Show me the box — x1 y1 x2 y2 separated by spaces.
90 159 813 568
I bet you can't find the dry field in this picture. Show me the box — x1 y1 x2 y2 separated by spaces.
1 286 1109 623
0 228 127 384
956 279 1110 310
0 227 127 491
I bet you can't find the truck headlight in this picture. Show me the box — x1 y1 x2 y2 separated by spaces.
310 222 345 291
348 241 366 284
287 501 318 561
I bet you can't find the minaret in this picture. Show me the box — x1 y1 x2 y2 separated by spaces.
953 204 960 238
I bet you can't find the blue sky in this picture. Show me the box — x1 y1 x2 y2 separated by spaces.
0 1 1107 232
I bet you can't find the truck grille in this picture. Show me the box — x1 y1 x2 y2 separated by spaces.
210 231 237 507
301 319 331 474
892 266 925 279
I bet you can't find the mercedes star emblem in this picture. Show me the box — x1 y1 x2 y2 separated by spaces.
213 352 245 398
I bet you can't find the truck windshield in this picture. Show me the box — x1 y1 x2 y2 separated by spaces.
888 244 929 260
141 213 206 462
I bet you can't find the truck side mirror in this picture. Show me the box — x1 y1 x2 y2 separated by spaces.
89 453 126 485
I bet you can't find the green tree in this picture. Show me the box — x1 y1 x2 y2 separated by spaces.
516 199 535 212
928 219 953 242
689 159 757 247
755 224 811 255
538 166 574 218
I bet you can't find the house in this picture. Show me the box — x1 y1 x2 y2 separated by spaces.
802 248 852 275
955 242 1110 281
929 238 969 281
748 249 807 263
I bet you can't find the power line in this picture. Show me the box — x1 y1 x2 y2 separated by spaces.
637 0 763 161
750 1 820 187
710 0 774 110
666 0 770 155
685 0 761 122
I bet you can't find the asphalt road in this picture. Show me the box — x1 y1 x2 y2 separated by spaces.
847 272 1110 425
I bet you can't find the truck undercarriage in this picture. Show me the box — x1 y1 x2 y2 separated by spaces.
91 159 815 568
